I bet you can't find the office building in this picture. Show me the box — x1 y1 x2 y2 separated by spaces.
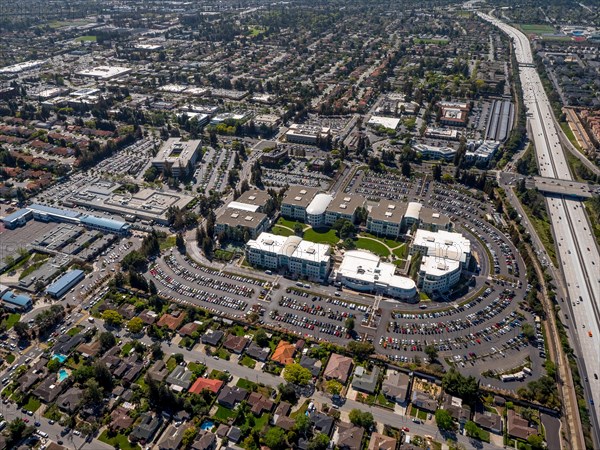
281 186 320 222
367 201 407 239
152 138 202 178
46 269 85 299
285 124 331 145
324 193 366 226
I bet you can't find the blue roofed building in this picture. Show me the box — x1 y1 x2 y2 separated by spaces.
27 204 82 223
1 209 32 229
80 215 130 235
1 291 32 311
46 269 85 299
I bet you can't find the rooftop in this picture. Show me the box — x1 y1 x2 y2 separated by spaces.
282 186 320 208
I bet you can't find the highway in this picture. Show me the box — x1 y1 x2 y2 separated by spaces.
479 12 600 449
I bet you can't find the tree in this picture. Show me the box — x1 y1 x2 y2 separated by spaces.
441 368 479 406
521 323 536 341
47 358 61 373
99 331 117 352
283 363 312 385
464 420 479 439
307 433 330 450
294 413 311 436
182 426 198 448
401 160 412 177
13 322 29 339
7 418 27 446
325 380 343 396
263 426 286 450
347 341 374 360
425 345 438 362
294 223 304 237
102 310 123 327
345 317 355 332
127 317 144 334
254 329 269 347
348 409 374 429
527 434 546 450
432 164 442 181
435 409 456 431
278 383 298 404
83 378 103 406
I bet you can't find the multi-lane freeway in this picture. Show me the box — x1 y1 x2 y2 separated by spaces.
479 11 600 448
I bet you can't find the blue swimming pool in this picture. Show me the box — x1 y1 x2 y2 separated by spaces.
52 354 67 363
200 420 214 431
58 369 69 382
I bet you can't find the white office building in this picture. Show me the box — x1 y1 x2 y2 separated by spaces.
246 232 332 281
336 250 417 300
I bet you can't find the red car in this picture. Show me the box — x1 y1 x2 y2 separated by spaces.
23 418 29 423
402 427 410 432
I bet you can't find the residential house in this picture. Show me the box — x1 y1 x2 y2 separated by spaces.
227 426 243 443
324 353 353 384
189 377 224 395
299 354 322 377
76 339 101 358
246 392 274 415
351 366 380 394
245 343 270 361
158 423 192 450
166 366 193 391
109 406 134 431
223 335 249 354
157 312 186 331
139 309 158 325
368 433 397 450
148 360 169 382
310 411 335 436
179 321 201 337
217 386 248 409
271 340 296 365
442 395 471 425
273 402 295 430
33 377 66 403
202 329 224 347
381 370 411 405
411 392 438 413
334 422 364 450
130 413 163 443
507 410 538 441
56 387 84 414
191 430 218 450
474 412 503 434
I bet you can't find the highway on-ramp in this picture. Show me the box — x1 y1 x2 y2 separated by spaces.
479 11 600 449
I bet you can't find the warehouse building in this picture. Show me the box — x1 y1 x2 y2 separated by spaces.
46 269 85 299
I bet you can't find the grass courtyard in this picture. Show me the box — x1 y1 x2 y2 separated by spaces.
355 238 390 257
303 228 340 245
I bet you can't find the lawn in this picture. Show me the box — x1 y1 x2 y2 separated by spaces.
277 217 305 230
99 431 140 450
355 238 390 257
238 411 269 432
214 249 234 261
159 235 177 251
214 405 237 421
74 35 97 42
239 355 256 369
517 23 555 34
393 244 407 259
271 225 294 237
215 348 231 360
23 396 41 412
188 362 206 376
376 393 396 409
67 325 83 337
166 356 177 372
43 403 62 421
121 342 133 355
236 378 258 391
560 122 582 151
5 353 15 364
303 228 339 245
290 400 310 419
230 325 246 337
2 313 21 330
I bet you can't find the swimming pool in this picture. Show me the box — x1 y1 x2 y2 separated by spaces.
58 369 69 382
200 420 214 431
52 354 67 363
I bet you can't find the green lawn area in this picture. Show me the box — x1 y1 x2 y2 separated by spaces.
214 405 237 421
5 353 15 364
517 23 555 34
215 348 231 360
560 122 582 151
239 355 256 369
2 313 21 330
214 249 234 261
236 378 258 391
519 202 558 267
43 403 62 421
74 35 97 42
277 217 305 230
121 342 133 355
166 356 177 372
271 225 294 237
290 400 310 419
23 396 41 412
393 244 407 259
67 325 83 337
188 362 206 376
355 238 390 257
376 393 395 409
230 325 246 337
99 431 140 450
159 235 177 251
303 228 339 245
419 292 430 301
